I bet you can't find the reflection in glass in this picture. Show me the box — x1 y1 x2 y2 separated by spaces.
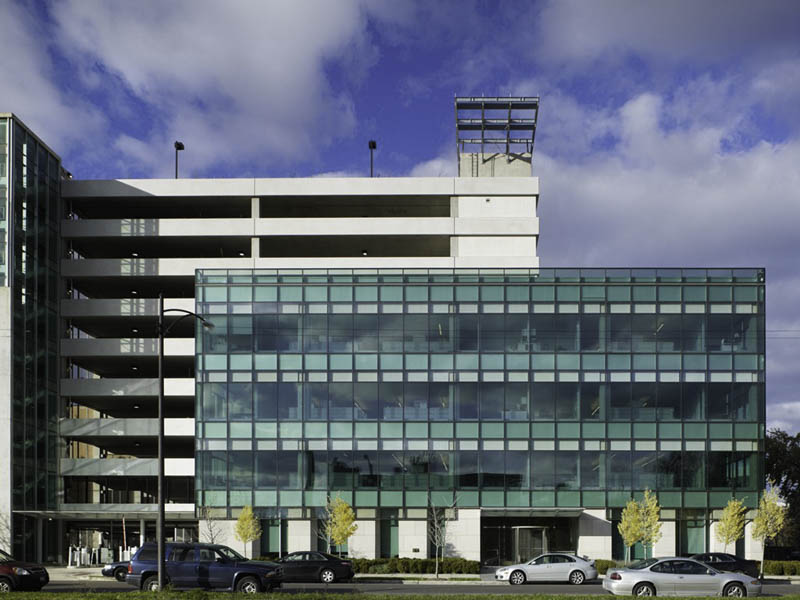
429 383 454 421
480 382 504 420
531 382 555 420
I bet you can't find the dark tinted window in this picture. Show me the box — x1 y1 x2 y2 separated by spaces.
308 552 326 561
169 547 194 562
674 561 708 575
136 547 157 561
651 562 674 574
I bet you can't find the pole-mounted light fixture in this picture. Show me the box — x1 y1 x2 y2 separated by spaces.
368 140 377 177
174 141 185 179
157 294 213 590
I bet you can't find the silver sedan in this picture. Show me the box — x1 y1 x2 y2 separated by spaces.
494 553 598 585
603 557 762 597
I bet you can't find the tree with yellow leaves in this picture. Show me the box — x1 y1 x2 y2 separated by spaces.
753 484 786 579
329 496 358 557
716 498 747 554
640 489 662 560
618 498 643 564
234 505 262 557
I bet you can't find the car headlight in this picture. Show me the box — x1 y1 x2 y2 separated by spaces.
13 567 30 576
497 568 510 574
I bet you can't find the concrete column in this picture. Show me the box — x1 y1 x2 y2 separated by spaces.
251 197 260 219
348 520 377 559
139 519 146 547
398 520 428 559
577 509 612 559
446 508 480 561
287 519 314 554
708 521 723 552
744 521 763 561
653 521 676 557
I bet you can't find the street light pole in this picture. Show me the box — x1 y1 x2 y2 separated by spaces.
368 140 376 177
157 294 166 590
156 293 213 590
174 141 184 179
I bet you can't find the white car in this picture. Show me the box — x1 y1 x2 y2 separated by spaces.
494 553 598 585
603 557 762 597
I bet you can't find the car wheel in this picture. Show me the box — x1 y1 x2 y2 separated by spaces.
633 583 656 596
0 578 14 593
320 568 336 584
569 570 585 585
236 576 261 593
509 570 526 585
114 567 128 582
142 575 160 591
724 583 746 597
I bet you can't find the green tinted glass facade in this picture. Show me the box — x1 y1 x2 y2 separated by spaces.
195 268 765 518
5 117 61 559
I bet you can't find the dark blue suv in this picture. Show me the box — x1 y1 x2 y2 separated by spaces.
126 543 281 592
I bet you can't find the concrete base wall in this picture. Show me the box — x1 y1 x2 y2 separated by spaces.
447 509 481 561
577 509 612 559
744 521 763 561
287 519 314 554
200 520 257 558
348 520 377 559
653 520 677 557
398 520 428 559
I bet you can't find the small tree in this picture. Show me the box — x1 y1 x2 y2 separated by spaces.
428 494 458 578
234 505 262 557
716 498 747 554
198 505 226 545
329 496 357 557
640 489 662 559
618 498 643 564
753 484 786 579
317 496 337 553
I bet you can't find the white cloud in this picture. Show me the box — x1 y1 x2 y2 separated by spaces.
408 156 456 178
0 0 406 177
534 0 800 68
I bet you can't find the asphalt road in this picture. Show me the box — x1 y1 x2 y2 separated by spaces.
42 578 800 595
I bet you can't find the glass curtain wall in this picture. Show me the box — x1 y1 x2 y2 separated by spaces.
7 119 61 560
195 269 765 521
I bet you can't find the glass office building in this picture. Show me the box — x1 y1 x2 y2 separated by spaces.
195 267 765 562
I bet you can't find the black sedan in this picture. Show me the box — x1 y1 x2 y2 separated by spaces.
278 551 354 583
100 560 129 582
690 552 760 578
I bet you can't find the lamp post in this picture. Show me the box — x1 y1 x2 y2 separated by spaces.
368 140 376 177
157 293 213 590
174 141 184 179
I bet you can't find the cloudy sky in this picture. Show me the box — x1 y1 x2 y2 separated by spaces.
2 0 799 432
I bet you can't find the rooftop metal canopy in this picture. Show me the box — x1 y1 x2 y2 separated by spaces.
454 96 539 159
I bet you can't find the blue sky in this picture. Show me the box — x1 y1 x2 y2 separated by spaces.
2 0 799 432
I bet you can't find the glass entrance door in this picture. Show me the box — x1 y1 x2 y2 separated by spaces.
513 526 547 564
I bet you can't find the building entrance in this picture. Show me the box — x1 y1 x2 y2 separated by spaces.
512 526 547 564
481 513 578 566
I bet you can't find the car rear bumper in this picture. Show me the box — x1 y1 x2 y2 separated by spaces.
602 577 633 595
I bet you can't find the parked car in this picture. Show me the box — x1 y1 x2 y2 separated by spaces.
101 560 130 582
690 553 760 578
494 553 597 585
277 551 354 583
125 542 281 592
0 548 49 592
603 557 762 597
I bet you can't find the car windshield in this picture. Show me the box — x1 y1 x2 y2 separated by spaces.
217 546 246 561
0 549 14 562
629 558 659 570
